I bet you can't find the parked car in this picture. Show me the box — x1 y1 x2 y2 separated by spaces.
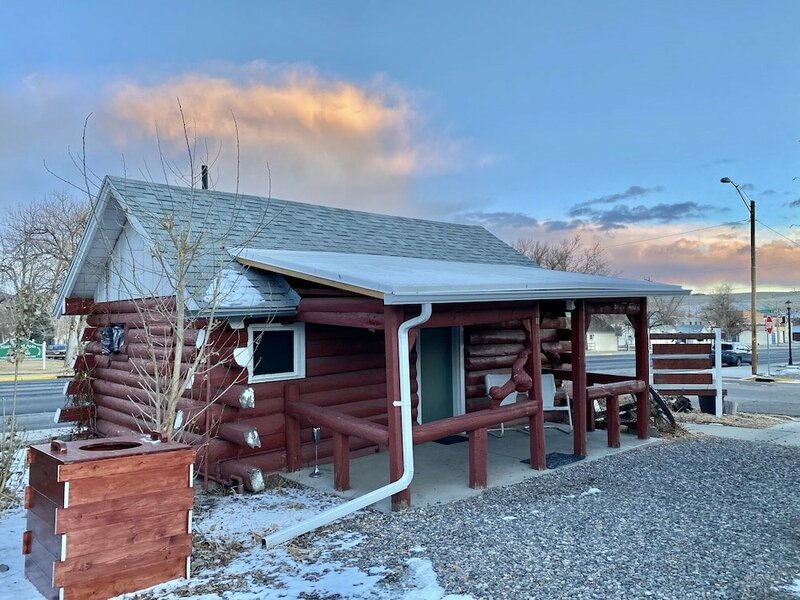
46 343 67 359
710 342 752 367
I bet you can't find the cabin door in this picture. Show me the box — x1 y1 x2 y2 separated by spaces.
417 327 465 424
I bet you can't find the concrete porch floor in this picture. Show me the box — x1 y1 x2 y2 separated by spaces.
284 428 657 513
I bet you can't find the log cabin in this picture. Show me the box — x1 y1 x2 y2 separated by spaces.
54 176 686 511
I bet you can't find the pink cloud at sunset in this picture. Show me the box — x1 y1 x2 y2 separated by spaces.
103 69 460 214
482 217 800 292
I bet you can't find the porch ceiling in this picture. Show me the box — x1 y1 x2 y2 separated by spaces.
232 248 688 305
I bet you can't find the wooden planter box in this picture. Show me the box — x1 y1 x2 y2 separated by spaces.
22 435 196 600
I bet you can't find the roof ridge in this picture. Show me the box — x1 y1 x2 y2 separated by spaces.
105 175 490 232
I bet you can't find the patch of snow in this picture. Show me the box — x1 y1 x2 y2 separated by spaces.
786 574 800 597
1 479 473 600
194 486 345 544
580 487 601 497
401 558 474 600
501 515 517 521
314 531 364 555
0 506 41 600
117 545 390 600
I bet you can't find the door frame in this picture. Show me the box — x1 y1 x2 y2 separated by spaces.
415 326 466 424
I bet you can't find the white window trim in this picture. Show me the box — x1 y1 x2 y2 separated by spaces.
247 323 306 384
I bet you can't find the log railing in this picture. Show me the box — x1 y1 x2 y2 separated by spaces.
285 396 543 493
544 368 646 448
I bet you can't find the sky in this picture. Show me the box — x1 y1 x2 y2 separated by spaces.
1 1 799 293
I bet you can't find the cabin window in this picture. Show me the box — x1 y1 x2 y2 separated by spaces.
248 323 306 383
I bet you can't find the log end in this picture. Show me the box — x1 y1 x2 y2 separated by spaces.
239 387 256 409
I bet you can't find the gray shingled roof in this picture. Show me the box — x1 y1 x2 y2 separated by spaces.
106 176 534 266
53 176 532 317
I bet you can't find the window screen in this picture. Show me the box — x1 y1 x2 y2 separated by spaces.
252 329 296 376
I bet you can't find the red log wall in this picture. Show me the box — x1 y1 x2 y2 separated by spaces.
74 296 591 489
75 299 417 489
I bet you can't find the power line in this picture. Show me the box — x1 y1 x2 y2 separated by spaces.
605 220 747 249
755 218 800 249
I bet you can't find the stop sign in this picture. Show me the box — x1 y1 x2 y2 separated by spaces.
765 316 774 334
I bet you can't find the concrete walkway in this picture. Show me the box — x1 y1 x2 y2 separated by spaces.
684 419 800 446
285 428 656 512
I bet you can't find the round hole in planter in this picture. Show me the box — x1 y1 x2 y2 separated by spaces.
79 441 143 452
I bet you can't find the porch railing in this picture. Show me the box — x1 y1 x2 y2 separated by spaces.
285 397 544 492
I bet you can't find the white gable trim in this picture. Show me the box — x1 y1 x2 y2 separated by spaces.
52 181 113 319
53 178 159 319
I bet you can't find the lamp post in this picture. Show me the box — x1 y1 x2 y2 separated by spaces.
786 300 793 366
721 177 757 375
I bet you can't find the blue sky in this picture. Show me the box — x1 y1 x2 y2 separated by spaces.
1 1 799 291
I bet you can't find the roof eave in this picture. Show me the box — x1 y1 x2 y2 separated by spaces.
383 286 689 305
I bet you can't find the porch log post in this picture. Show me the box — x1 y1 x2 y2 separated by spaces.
333 432 351 491
468 427 488 489
525 306 546 470
384 305 410 510
285 384 302 472
571 300 588 456
606 395 620 448
584 313 595 432
633 297 651 440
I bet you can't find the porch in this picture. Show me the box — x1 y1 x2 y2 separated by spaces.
285 426 656 512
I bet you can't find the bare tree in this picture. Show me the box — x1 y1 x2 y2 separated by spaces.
0 246 41 508
0 193 89 364
514 234 617 276
63 106 273 448
700 285 747 340
648 295 686 329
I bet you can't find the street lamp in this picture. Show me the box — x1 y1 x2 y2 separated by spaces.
786 300 793 366
721 177 757 375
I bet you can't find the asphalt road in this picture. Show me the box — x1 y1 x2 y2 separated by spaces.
587 346 793 373
0 379 67 432
588 348 800 417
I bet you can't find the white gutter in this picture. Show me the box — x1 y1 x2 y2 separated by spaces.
263 303 433 546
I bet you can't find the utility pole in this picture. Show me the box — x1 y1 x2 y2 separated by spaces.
787 300 793 366
721 177 757 375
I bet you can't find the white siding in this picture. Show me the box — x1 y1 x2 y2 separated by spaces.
95 221 174 302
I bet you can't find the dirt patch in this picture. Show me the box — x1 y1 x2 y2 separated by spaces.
674 411 796 429
0 359 70 377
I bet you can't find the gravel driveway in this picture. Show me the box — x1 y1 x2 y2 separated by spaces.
311 437 800 599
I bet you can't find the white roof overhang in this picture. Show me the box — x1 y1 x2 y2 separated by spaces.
233 248 689 305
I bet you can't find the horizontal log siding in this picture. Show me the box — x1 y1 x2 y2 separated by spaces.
463 313 571 412
80 297 397 481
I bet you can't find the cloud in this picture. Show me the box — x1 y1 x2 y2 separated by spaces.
569 201 717 230
740 183 755 191
762 189 777 196
454 210 538 229
712 158 734 165
102 68 465 214
571 185 664 213
545 220 580 231
607 235 800 291
789 198 800 208
469 215 800 292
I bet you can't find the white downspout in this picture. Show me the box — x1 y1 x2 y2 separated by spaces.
264 303 433 546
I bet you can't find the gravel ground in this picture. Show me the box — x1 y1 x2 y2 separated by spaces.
302 437 800 599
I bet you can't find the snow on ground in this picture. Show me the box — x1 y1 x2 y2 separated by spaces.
0 447 40 600
787 574 800 598
110 481 472 600
1 476 469 600
0 505 42 600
